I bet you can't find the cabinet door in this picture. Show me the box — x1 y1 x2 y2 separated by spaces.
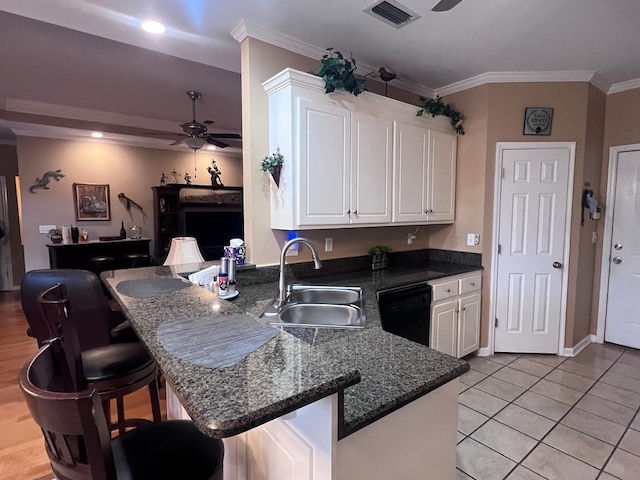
351 112 393 224
297 97 351 226
457 293 481 358
427 130 456 222
430 300 458 357
393 121 428 223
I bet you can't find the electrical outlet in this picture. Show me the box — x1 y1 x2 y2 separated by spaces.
39 224 56 234
324 237 333 252
592 231 598 244
406 233 416 245
466 233 480 246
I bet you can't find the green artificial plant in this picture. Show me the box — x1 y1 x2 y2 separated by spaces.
417 96 465 135
317 48 367 97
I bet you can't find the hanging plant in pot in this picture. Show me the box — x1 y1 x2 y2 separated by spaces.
316 48 367 97
261 150 285 187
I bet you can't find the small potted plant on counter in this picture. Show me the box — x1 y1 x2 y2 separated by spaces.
368 245 392 271
48 228 63 244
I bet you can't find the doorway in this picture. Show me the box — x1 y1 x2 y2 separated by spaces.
490 143 575 354
0 176 14 291
597 145 640 348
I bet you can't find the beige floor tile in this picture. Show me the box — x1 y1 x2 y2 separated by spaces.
458 404 489 435
520 354 567 367
600 371 640 394
457 431 465 444
495 404 556 439
459 369 488 387
557 359 606 380
572 353 615 370
523 443 599 480
589 382 640 410
506 466 546 479
561 408 626 445
486 353 520 365
492 366 540 389
582 343 625 360
471 419 537 462
609 361 640 381
459 387 509 417
456 438 516 480
467 356 503 375
509 358 555 377
530 379 584 405
576 394 636 426
617 351 640 369
474 376 525 402
631 414 640 431
514 391 572 421
543 424 614 468
604 448 640 480
598 473 621 480
456 469 474 480
458 381 470 394
545 368 595 392
619 428 640 456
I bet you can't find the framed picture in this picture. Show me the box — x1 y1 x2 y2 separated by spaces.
73 183 111 221
523 107 553 135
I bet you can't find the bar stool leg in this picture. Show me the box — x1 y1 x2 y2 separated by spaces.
116 396 126 435
148 376 162 422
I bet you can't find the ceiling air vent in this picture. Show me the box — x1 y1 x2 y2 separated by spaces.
365 0 421 28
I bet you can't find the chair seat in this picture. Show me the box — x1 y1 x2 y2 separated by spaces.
112 420 224 479
81 342 153 382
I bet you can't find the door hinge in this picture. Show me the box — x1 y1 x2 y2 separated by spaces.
502 168 505 179
498 244 502 254
495 317 498 328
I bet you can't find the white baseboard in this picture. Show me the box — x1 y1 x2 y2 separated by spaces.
476 347 492 357
563 335 595 357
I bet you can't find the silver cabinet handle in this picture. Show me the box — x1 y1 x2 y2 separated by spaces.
347 210 351 214
552 262 563 269
614 243 623 250
461 307 466 311
612 256 622 264
353 210 358 215
470 282 475 286
446 288 451 293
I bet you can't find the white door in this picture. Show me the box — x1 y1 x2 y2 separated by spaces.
604 150 640 348
297 97 350 226
350 112 393 224
494 144 573 353
0 177 12 291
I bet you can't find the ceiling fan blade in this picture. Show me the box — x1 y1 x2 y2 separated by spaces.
138 132 184 137
170 138 187 146
204 137 229 148
207 133 242 139
431 0 462 12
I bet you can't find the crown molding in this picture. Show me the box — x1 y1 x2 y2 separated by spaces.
232 19 434 98
608 77 640 94
0 139 17 146
7 121 242 156
434 71 610 97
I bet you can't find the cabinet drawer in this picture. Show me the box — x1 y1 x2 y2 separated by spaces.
431 279 459 301
460 274 482 294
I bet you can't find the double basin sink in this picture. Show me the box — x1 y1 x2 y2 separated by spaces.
261 284 366 329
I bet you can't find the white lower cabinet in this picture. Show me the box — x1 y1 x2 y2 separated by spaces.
429 273 481 358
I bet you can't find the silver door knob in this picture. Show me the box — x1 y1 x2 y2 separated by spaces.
552 262 563 269
612 256 622 264
614 243 623 250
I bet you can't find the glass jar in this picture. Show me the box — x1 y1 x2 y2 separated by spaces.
129 225 142 239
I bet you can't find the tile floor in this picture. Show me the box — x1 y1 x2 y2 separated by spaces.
456 343 640 480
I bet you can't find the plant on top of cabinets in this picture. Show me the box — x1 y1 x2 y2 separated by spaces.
316 48 367 96
417 96 465 135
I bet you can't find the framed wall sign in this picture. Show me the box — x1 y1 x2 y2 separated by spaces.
523 107 553 135
73 183 111 221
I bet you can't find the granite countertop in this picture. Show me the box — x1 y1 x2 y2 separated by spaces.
102 253 477 439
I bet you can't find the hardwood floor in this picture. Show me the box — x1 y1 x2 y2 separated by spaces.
0 291 166 480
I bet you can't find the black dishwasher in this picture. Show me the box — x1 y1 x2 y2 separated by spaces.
377 283 432 346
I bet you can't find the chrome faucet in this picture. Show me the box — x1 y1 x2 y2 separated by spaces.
276 237 322 308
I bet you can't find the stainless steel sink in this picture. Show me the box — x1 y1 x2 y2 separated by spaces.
261 285 366 329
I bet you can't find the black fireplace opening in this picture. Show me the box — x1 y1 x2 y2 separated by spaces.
183 209 244 261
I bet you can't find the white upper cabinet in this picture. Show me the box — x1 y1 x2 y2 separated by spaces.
263 68 456 230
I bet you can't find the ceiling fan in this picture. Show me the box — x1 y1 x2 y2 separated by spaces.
431 0 462 12
148 91 241 150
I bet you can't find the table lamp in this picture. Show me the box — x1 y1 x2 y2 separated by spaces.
163 237 205 268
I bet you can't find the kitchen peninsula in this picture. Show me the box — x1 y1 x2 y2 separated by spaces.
103 257 475 480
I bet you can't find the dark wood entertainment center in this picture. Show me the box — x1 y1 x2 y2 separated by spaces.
152 184 243 262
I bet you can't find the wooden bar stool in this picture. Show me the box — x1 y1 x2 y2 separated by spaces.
36 282 161 433
20 338 224 480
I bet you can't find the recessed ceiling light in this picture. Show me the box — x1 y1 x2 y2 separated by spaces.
91 132 103 138
141 20 165 34
206 145 216 151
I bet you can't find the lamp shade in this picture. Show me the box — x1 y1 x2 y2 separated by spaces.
163 237 205 266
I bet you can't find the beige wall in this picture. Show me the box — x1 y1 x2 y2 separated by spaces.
17 136 242 272
0 144 26 286
240 39 437 266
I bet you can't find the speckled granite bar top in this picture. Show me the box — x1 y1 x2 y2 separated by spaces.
102 259 474 439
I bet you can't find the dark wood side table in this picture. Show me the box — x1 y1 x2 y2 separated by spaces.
47 238 152 270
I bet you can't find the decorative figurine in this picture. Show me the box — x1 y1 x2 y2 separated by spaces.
171 169 179 184
207 159 224 187
184 172 192 185
160 172 168 185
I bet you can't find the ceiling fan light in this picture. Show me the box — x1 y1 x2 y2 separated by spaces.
141 20 165 34
185 136 206 150
206 145 217 151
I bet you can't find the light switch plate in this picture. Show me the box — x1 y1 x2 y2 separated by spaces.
39 225 56 234
324 237 333 252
